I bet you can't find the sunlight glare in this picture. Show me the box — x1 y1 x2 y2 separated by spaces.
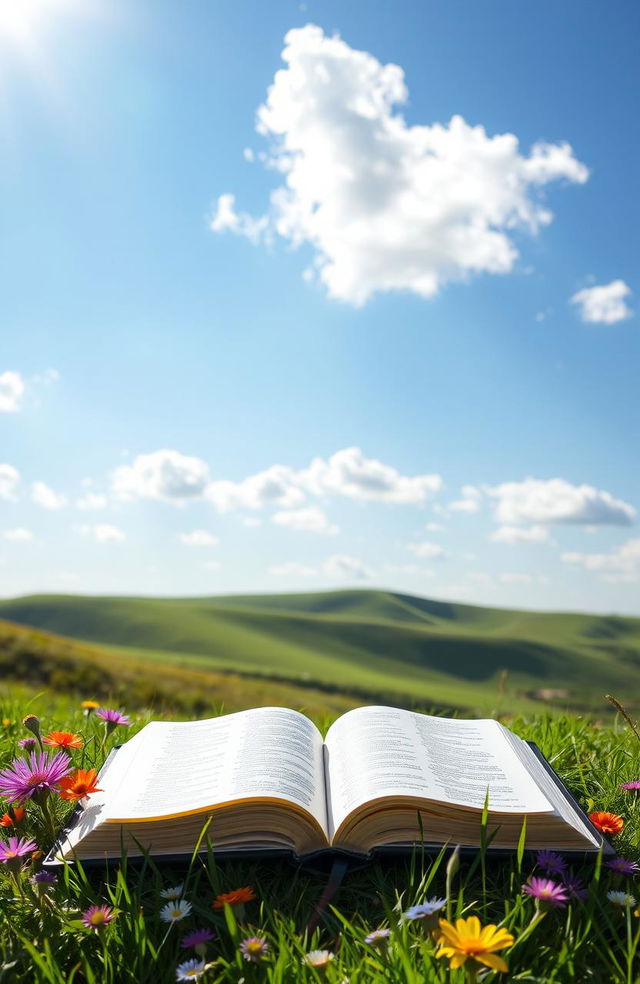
0 0 70 46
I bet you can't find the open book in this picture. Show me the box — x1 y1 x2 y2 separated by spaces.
54 706 608 862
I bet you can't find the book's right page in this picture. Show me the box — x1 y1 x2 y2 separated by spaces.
323 706 593 851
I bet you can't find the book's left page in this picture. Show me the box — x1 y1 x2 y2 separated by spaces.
58 708 328 860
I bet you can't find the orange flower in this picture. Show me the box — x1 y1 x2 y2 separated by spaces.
43 731 84 750
212 886 256 909
589 811 624 835
58 769 102 802
0 807 25 827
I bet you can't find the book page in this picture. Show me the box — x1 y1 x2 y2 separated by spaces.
324 706 552 839
86 707 328 835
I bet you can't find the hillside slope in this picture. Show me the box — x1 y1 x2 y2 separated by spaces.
1 589 638 714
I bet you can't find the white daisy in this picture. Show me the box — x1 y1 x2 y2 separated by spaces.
160 883 184 900
160 899 193 923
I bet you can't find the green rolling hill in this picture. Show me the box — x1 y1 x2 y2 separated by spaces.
1 589 639 716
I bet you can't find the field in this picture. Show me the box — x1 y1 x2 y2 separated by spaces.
0 690 639 982
1 589 640 717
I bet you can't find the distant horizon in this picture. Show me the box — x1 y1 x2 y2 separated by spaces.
2 584 638 622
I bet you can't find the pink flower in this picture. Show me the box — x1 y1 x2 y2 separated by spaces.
0 836 37 863
522 876 569 908
96 709 131 727
0 751 72 805
82 905 115 930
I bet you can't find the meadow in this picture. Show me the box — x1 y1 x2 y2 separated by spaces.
0 688 639 983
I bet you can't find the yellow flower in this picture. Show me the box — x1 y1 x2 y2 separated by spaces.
436 916 514 973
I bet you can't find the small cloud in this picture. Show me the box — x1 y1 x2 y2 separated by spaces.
0 371 25 413
487 477 635 526
407 541 447 560
562 538 640 579
425 522 445 532
2 528 34 542
32 482 67 510
272 506 338 536
571 280 633 324
76 523 126 543
491 524 550 544
76 493 108 511
269 561 317 577
448 485 482 514
322 554 372 580
500 572 533 584
0 464 20 501
179 530 219 547
243 517 262 528
112 449 210 503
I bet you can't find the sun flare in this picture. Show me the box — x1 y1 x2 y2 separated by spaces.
0 0 71 47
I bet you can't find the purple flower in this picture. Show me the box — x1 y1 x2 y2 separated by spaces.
32 869 57 885
535 850 568 876
522 876 569 908
562 874 588 901
180 928 215 949
621 781 640 792
18 738 37 751
82 905 115 930
606 857 640 876
0 836 37 862
239 936 270 962
0 751 72 805
96 709 131 727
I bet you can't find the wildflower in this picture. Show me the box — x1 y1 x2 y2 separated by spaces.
0 807 25 827
608 890 637 908
562 874 588 901
212 885 255 917
22 715 41 741
82 905 115 930
303 950 335 971
621 781 640 792
522 877 569 909
43 731 83 750
58 769 102 802
81 700 100 715
181 928 215 949
160 900 193 923
403 897 447 932
589 811 624 835
436 916 514 973
606 857 640 876
2 718 11 727
239 936 270 962
364 927 391 949
0 751 71 805
18 738 37 751
535 850 568 876
175 960 207 982
181 928 214 958
0 835 37 871
96 708 131 731
31 869 57 886
160 883 184 900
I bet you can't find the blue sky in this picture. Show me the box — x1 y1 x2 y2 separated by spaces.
0 0 638 613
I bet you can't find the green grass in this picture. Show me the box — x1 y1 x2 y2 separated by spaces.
0 688 639 982
2 589 640 716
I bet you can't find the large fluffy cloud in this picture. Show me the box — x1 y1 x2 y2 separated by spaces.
205 465 304 512
571 280 633 324
212 24 588 305
298 447 441 504
487 478 635 527
113 450 211 503
0 371 25 413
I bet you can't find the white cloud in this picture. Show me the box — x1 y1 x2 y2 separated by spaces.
449 485 482 513
205 464 305 513
299 447 441 504
487 478 635 526
425 521 445 532
0 371 25 413
272 506 338 535
571 280 633 325
113 450 211 503
76 523 126 543
2 528 33 541
212 24 588 305
407 540 447 560
31 481 67 510
0 464 19 501
179 530 219 547
269 561 317 577
322 554 372 580
491 524 550 544
562 539 640 580
76 492 108 511
500 572 533 584
243 517 262 528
